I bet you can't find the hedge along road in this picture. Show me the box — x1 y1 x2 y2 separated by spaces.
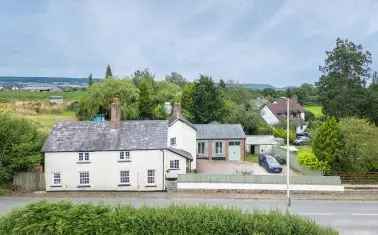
0 194 377 235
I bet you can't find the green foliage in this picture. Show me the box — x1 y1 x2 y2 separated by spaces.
88 73 93 86
338 118 378 172
105 64 113 79
272 127 295 144
367 82 378 125
77 79 139 120
298 147 331 173
0 90 86 102
165 72 187 87
318 38 371 119
312 118 344 173
181 83 195 120
138 79 155 119
0 113 44 183
190 75 225 123
0 201 337 235
304 105 323 118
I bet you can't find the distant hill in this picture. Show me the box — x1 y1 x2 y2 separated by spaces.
230 83 276 90
0 76 89 88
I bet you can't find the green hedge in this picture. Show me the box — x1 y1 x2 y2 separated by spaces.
0 201 337 235
298 147 331 173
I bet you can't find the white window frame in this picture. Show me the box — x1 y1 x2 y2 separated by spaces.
52 172 61 185
147 169 155 185
119 151 130 161
120 170 130 184
215 141 223 154
170 137 176 146
169 160 179 169
78 152 90 162
79 171 90 185
197 142 205 154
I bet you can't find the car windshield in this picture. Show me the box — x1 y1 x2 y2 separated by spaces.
266 156 279 166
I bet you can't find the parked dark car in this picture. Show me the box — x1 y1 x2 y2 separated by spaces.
259 154 283 173
272 154 286 165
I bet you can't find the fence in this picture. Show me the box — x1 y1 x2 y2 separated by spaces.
177 174 343 191
178 174 341 185
13 172 45 191
338 172 378 184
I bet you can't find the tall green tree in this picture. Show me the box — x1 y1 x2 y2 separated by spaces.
132 69 155 88
138 79 155 119
191 75 225 123
165 72 187 87
0 113 44 183
367 82 378 125
77 79 139 120
88 73 93 87
317 38 371 118
105 64 113 79
312 117 345 173
181 83 195 120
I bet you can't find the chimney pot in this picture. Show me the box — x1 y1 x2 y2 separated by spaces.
172 103 182 118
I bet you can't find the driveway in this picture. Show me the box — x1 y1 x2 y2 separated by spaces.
197 159 297 175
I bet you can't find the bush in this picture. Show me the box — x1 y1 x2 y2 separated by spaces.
272 127 296 144
0 201 337 235
298 147 331 173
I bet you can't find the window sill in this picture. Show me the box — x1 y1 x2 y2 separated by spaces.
50 185 62 188
77 161 91 164
118 160 131 163
77 185 91 188
118 183 131 187
145 185 157 188
168 168 180 171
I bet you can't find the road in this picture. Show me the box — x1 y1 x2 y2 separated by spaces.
0 193 377 235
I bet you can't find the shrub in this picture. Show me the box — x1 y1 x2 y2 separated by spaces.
0 201 337 235
298 147 331 173
272 127 296 144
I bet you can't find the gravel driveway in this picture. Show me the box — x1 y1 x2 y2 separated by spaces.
197 159 296 175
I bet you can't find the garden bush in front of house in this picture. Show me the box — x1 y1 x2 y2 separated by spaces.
0 201 337 235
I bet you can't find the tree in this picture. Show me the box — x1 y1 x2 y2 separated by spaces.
0 113 44 183
138 79 155 119
317 38 371 118
312 117 345 173
219 79 226 89
191 75 225 123
88 73 93 87
105 64 113 79
132 69 155 88
165 72 187 87
338 118 378 172
367 82 378 125
181 83 195 120
77 79 139 120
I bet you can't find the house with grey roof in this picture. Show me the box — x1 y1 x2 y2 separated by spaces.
42 99 195 192
194 123 246 161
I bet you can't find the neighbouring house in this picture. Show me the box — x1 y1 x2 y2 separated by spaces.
260 98 305 125
42 99 195 191
195 123 246 161
246 135 282 155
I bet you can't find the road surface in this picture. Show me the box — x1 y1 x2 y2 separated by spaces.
0 193 377 235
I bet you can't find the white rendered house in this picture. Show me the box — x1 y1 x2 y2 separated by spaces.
42 100 195 191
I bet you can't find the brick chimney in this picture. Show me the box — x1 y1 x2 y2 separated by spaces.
111 97 121 128
172 103 182 119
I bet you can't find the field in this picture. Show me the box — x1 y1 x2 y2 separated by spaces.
0 90 86 102
304 104 323 118
20 111 76 134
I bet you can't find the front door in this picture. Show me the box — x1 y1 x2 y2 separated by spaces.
228 141 241 161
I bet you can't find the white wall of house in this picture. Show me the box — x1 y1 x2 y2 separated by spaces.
260 106 279 125
168 120 197 170
45 149 187 191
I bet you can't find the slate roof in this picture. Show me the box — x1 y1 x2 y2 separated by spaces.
168 116 197 130
194 124 246 139
42 120 169 152
167 147 192 160
268 98 304 115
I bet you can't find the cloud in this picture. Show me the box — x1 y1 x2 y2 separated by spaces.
1 0 378 86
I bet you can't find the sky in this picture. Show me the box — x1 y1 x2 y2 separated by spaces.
1 0 378 87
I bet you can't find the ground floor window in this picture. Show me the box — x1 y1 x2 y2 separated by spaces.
147 169 155 184
120 170 130 184
53 172 61 185
215 141 223 154
79 171 90 185
198 142 205 154
170 160 179 169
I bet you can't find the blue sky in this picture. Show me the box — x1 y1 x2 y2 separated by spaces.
1 0 378 87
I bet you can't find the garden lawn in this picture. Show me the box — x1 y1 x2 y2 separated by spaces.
304 105 323 118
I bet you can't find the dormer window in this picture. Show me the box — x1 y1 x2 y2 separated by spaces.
170 137 176 146
119 151 130 161
78 152 90 163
